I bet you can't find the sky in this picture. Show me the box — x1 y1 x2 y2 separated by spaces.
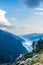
0 0 43 35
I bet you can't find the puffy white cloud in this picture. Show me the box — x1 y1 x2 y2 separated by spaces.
0 10 11 26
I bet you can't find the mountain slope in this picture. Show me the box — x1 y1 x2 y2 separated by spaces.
0 30 28 63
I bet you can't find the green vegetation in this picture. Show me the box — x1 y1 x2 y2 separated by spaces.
21 52 35 60
35 37 43 53
21 37 43 59
32 41 35 52
20 37 43 65
10 37 43 65
27 37 43 65
29 53 43 65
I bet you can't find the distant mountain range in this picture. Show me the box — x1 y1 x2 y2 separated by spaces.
22 33 43 41
0 30 27 63
0 30 43 63
21 33 43 53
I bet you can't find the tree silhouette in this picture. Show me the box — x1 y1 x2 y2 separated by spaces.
32 41 35 52
36 37 43 52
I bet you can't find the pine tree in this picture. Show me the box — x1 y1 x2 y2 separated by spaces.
32 41 35 52
36 37 43 52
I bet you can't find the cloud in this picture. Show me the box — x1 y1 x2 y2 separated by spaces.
0 25 43 35
11 18 16 21
33 12 43 16
35 8 43 11
24 0 43 8
0 10 11 26
2 25 43 35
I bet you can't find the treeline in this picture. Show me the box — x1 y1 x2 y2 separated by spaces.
32 37 43 53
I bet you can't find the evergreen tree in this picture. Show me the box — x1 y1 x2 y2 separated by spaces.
32 41 35 52
36 37 43 52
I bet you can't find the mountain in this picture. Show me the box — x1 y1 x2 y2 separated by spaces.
21 33 43 52
0 30 28 63
15 38 43 65
1 31 43 63
22 33 43 41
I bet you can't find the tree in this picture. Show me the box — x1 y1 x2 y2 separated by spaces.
32 41 35 52
36 37 43 52
36 37 42 48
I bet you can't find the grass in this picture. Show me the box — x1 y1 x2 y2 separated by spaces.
28 52 43 65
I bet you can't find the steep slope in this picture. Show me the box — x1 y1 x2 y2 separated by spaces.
0 30 28 63
30 53 43 65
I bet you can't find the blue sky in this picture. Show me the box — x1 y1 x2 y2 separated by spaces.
0 0 43 26
0 0 43 34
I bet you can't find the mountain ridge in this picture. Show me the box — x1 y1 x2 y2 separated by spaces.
0 29 28 63
22 33 43 41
